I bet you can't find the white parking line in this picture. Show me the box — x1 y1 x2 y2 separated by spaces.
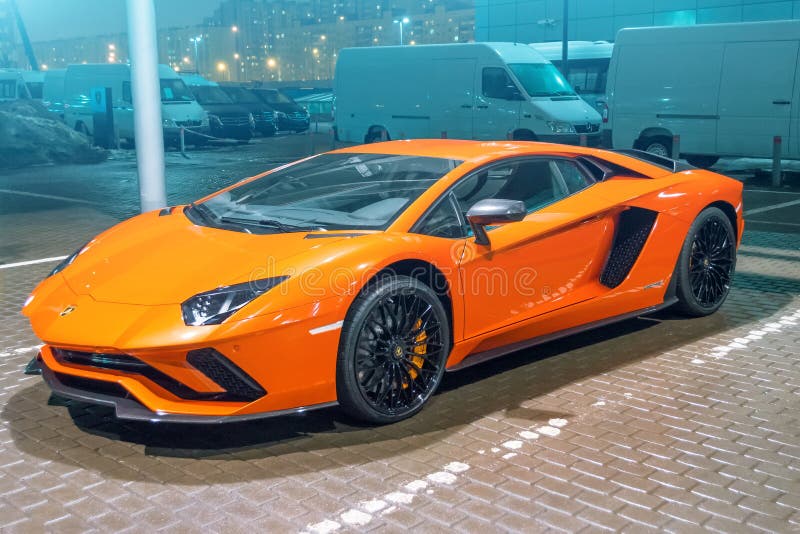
0 256 67 270
0 344 43 358
744 188 800 195
0 188 98 204
744 198 800 216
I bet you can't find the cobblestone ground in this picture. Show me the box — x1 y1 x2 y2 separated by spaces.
0 228 797 532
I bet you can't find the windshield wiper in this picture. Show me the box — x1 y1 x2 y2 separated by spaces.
189 202 216 224
219 216 323 233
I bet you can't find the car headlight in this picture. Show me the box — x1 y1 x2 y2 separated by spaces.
181 276 289 326
209 114 222 126
162 118 178 128
275 111 286 119
49 243 88 277
546 121 576 134
248 113 255 127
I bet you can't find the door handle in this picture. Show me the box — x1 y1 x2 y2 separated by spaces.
461 104 472 109
773 100 791 105
476 105 489 109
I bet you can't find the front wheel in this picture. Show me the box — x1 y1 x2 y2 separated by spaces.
674 207 736 317
336 275 450 424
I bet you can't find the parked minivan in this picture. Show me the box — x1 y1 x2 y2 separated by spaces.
181 73 254 140
247 85 310 133
63 64 208 144
0 69 32 101
606 20 800 167
218 82 276 136
529 40 613 117
334 42 601 144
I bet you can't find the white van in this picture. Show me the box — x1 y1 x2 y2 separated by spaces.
334 43 601 144
606 20 800 167
529 41 613 116
63 63 208 143
0 69 32 101
42 69 66 119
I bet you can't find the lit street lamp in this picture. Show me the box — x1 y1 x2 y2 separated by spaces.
393 17 410 46
189 35 202 71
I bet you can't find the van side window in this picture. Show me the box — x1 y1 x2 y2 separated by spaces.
482 67 519 100
122 81 132 104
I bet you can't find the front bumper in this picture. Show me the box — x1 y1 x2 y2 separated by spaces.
537 132 602 147
277 117 310 132
36 354 336 423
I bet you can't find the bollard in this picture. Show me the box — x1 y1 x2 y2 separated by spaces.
180 127 186 156
309 124 316 156
672 134 681 160
579 133 587 147
441 131 447 139
772 136 782 188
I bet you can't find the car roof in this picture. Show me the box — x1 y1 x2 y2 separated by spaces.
332 139 671 177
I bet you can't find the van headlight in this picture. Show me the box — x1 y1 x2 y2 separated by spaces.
248 113 255 128
546 121 576 134
162 118 178 128
181 276 289 326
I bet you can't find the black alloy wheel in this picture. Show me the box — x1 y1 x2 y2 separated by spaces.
337 276 449 423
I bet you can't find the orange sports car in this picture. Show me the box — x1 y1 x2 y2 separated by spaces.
22 140 743 424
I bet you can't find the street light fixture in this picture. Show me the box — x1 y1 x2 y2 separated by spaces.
189 35 202 71
392 17 410 45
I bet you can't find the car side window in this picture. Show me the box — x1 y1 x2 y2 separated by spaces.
552 159 593 194
415 194 466 238
482 67 520 100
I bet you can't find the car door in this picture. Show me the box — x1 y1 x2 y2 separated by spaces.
415 156 615 341
717 40 798 157
474 67 523 140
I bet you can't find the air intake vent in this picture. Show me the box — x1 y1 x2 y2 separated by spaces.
600 207 658 288
187 348 266 402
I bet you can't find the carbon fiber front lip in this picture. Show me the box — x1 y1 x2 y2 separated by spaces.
37 357 337 424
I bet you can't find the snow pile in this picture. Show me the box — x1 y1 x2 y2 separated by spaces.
0 101 107 168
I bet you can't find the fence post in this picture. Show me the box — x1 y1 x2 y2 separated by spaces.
772 136 782 188
671 134 681 160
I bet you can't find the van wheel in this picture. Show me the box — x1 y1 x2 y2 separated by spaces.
686 155 719 169
512 130 537 141
365 127 389 144
638 136 672 158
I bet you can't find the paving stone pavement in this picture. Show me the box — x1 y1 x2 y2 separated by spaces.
0 230 798 533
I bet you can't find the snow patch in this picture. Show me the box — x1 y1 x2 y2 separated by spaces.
519 430 539 440
360 499 387 513
307 519 341 534
538 426 561 437
340 509 371 526
502 440 523 450
426 471 458 485
384 492 414 504
502 452 517 460
444 462 470 473
404 480 428 492
548 418 568 428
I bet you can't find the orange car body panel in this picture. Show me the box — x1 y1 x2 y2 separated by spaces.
23 140 744 419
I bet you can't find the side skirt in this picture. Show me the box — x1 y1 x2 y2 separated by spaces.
447 297 678 372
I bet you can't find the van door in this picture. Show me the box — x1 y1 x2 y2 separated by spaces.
430 58 475 140
717 40 798 158
474 67 522 140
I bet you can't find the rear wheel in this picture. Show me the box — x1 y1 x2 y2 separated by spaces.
638 135 672 158
674 207 736 316
364 127 389 144
336 275 450 424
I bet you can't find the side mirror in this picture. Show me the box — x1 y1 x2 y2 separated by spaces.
466 199 526 246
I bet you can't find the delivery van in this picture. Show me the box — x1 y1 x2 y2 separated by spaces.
63 64 208 144
20 70 45 99
606 20 800 167
0 69 31 101
334 42 601 144
529 40 613 116
180 73 255 140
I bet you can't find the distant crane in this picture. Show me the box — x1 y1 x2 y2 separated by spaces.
9 0 38 70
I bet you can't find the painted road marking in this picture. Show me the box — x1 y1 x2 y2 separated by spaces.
0 188 98 205
0 256 68 270
744 189 800 195
744 198 800 216
0 345 43 358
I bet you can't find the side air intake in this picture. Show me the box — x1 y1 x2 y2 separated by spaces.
600 207 658 288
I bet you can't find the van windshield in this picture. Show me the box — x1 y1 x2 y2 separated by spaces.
222 86 261 104
191 85 234 105
508 63 576 97
160 79 195 102
255 89 292 104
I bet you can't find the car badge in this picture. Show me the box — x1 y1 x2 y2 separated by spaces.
60 305 76 317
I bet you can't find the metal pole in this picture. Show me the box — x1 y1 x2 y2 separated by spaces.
561 0 569 79
772 136 782 188
400 21 404 46
126 0 167 212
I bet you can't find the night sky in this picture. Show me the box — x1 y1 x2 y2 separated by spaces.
17 0 224 41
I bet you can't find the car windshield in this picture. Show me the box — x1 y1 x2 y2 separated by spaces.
191 85 234 105
256 89 292 104
508 63 576 97
193 153 461 232
160 79 195 102
223 86 261 104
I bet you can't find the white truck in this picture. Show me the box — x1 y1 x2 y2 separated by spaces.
606 20 800 167
0 69 32 102
334 42 601 145
63 63 208 144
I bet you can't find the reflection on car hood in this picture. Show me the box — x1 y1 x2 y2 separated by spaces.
62 209 358 306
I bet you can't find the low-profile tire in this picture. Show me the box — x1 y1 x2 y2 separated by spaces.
638 135 672 158
336 275 450 424
686 155 719 169
674 207 736 317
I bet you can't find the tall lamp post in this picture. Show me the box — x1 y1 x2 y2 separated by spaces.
393 17 410 45
190 35 202 72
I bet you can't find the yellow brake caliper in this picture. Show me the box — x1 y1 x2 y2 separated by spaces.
406 318 427 384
